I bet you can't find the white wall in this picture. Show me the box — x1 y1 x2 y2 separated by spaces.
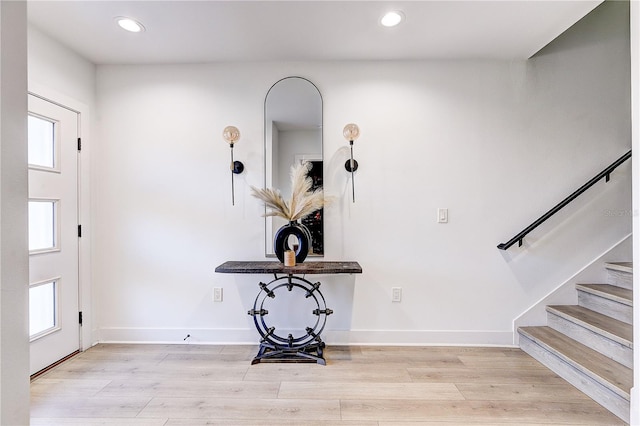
91 1 630 346
28 25 95 108
0 2 30 423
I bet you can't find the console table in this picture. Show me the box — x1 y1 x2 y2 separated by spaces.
215 261 362 365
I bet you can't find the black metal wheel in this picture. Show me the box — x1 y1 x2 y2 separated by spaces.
249 275 331 349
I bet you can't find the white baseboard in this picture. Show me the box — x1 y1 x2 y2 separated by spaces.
631 386 638 426
96 327 514 347
98 327 258 345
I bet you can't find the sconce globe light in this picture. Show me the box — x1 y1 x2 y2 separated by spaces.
223 125 244 205
343 123 360 142
223 125 241 145
343 123 360 203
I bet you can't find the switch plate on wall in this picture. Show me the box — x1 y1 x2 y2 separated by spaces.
392 287 402 302
437 208 448 223
213 287 223 302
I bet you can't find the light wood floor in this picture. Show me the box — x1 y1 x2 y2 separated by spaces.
30 344 625 425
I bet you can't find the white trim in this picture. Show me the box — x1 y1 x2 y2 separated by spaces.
97 327 514 347
28 164 61 175
630 0 639 423
27 198 61 255
27 111 61 173
28 277 61 341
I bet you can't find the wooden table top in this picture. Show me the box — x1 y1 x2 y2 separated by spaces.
215 261 362 275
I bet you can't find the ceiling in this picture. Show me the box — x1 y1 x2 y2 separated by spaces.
27 1 603 65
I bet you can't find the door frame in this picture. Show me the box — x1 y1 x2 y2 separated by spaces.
29 83 93 351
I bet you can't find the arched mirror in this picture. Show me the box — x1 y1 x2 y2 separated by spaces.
264 77 323 258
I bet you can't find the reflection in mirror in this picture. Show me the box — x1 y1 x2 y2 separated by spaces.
286 234 300 252
265 77 323 257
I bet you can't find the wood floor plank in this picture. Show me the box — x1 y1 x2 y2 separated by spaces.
30 396 152 418
97 379 279 398
165 420 376 426
358 346 511 358
455 383 593 402
244 363 413 382
37 358 164 380
341 399 479 422
457 355 543 369
547 305 633 345
341 346 466 366
31 379 112 397
42 361 249 382
576 284 633 305
341 399 623 424
137 397 341 421
159 351 254 364
76 352 168 363
360 346 512 353
86 343 224 355
219 345 260 355
279 381 465 400
31 419 167 426
378 422 584 426
469 400 626 425
407 366 565 385
322 345 363 360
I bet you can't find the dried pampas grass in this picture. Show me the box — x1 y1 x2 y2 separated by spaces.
251 161 326 222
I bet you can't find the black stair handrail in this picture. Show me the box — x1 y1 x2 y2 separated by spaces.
497 150 632 250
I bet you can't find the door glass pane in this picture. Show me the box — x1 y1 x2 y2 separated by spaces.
30 281 57 338
29 200 57 252
28 115 56 169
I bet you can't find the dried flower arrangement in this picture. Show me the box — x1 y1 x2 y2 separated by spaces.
250 161 325 222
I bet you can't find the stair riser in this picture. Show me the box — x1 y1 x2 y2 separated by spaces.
577 292 633 325
606 269 632 290
519 333 630 423
547 313 632 369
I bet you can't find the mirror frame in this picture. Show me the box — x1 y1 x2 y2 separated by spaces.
264 76 323 258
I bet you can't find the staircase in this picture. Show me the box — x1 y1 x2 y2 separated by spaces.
518 262 633 423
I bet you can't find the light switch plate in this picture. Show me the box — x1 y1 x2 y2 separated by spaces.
437 208 448 223
213 287 223 302
392 287 402 302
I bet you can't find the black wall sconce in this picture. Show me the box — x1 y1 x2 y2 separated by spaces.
343 123 360 203
223 125 244 205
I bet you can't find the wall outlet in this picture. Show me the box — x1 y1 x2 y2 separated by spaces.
392 287 402 302
213 287 223 302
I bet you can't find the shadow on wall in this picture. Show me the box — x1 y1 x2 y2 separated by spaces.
327 145 355 201
499 161 632 297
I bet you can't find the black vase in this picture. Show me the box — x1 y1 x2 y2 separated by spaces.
274 221 311 264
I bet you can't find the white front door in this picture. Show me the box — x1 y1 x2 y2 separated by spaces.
28 94 80 375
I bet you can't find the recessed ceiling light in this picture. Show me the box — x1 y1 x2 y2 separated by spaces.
381 11 404 27
116 17 145 33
